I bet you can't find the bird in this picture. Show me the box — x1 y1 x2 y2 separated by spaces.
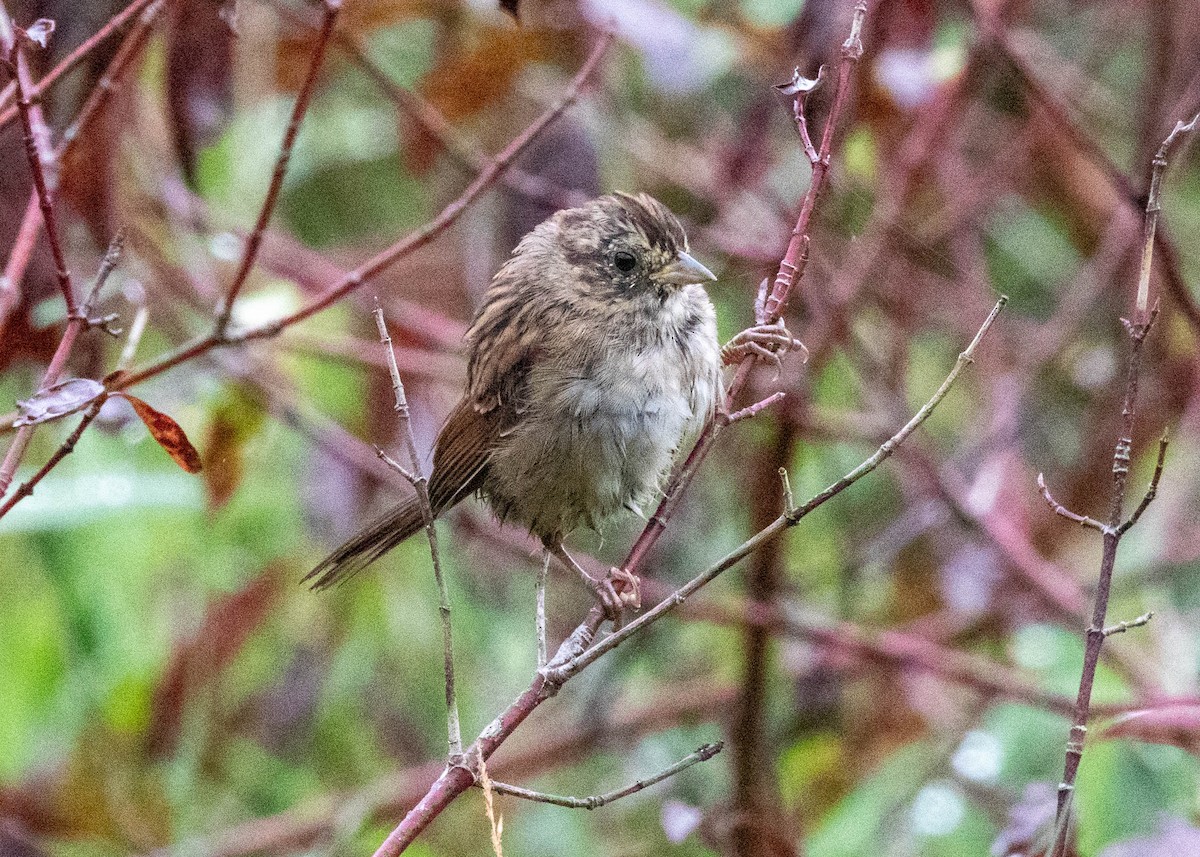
305 192 795 615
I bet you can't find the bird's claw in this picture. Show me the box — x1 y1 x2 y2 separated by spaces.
586 567 641 622
722 320 807 375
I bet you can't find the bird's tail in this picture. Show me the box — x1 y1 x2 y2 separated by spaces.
304 496 429 590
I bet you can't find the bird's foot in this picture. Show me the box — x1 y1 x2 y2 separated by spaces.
581 567 640 622
722 319 807 373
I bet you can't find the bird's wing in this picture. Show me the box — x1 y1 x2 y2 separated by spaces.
429 397 508 508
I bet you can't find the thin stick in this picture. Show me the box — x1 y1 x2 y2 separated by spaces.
373 304 462 759
1037 474 1109 534
486 742 723 810
536 552 550 669
0 0 159 132
1049 109 1197 857
0 397 106 517
1117 435 1168 534
214 0 342 336
2 29 76 315
545 297 1006 686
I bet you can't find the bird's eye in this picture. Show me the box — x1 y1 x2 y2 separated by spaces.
613 250 637 272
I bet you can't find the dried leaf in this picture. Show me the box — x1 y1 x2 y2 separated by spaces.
20 19 56 50
146 566 283 758
775 65 825 96
1101 704 1200 754
201 388 265 511
14 378 106 427
117 394 203 473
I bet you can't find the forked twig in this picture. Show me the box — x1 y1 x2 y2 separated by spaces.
373 304 462 759
485 743 723 810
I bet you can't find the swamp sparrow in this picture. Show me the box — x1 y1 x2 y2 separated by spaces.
306 193 794 615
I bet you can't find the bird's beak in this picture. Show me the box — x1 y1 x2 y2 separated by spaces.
657 251 717 286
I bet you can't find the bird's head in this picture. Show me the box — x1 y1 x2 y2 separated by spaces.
553 193 717 300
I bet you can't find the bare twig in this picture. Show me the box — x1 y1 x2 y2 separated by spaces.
477 749 504 857
1048 108 1197 857
373 303 462 759
486 743 723 810
546 298 1006 687
1103 612 1154 637
0 0 160 132
214 0 341 336
0 396 105 517
1037 474 1109 534
620 2 868 579
1118 435 1169 535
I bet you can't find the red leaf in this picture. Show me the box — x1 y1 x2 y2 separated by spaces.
117 394 203 473
14 378 105 427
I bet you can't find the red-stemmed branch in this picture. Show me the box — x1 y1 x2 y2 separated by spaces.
0 0 160 132
110 28 616 391
620 1 868 578
368 293 1004 855
213 0 342 337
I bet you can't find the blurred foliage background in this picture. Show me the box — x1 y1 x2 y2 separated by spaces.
2 0 1200 855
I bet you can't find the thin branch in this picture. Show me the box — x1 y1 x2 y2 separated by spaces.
485 743 723 810
545 297 1006 686
1118 434 1169 535
0 396 105 517
1103 612 1154 638
1049 107 1197 857
373 303 462 759
2 24 75 315
214 0 341 337
58 0 165 152
1135 110 1200 321
373 294 1001 854
725 391 786 425
1037 474 1109 534
620 2 867 578
113 28 615 391
0 0 159 133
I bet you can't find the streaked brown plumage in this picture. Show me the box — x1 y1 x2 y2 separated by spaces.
306 193 726 611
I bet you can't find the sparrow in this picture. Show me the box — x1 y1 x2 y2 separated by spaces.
306 192 793 615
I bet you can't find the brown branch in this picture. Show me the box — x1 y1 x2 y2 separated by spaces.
213 0 341 336
0 0 160 133
373 304 462 758
1037 473 1109 535
0 395 105 517
1118 435 1169 535
487 743 723 810
1048 109 1196 857
368 295 1000 854
112 28 615 392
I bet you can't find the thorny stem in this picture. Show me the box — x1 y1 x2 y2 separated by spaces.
373 305 462 759
214 0 342 337
1049 111 1195 857
621 1 867 579
486 743 723 810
